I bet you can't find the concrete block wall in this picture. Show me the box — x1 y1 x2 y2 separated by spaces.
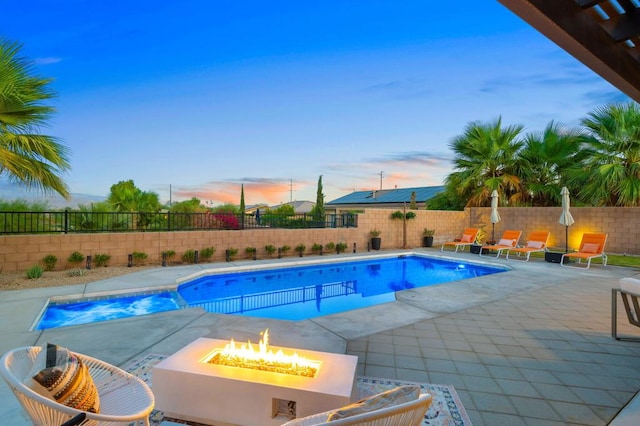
0 206 638 273
469 206 640 255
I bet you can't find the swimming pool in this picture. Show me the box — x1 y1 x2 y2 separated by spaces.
35 254 507 329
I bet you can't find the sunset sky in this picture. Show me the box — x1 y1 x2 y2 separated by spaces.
2 1 629 207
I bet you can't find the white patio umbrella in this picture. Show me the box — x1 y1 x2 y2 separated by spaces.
559 187 575 253
490 190 501 243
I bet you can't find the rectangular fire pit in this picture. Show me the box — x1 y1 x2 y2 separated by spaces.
153 337 358 425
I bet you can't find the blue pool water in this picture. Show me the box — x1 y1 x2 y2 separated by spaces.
36 255 506 329
36 292 181 330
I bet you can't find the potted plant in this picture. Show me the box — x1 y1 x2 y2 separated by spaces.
422 229 435 247
370 229 382 250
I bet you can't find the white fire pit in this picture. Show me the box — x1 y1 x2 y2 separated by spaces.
153 336 358 425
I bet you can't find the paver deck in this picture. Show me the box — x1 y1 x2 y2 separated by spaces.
1 249 639 425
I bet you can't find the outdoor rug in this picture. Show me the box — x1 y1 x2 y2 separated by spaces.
123 353 472 426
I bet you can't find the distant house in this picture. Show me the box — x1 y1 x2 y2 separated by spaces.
244 204 269 214
270 200 316 214
326 186 445 212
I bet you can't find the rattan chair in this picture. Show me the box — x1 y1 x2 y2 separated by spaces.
0 346 155 426
281 393 432 426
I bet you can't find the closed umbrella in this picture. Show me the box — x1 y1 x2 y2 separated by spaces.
490 190 501 243
559 187 575 253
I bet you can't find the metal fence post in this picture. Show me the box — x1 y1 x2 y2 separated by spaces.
64 209 69 234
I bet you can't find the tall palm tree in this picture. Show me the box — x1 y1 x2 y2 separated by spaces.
518 121 587 206
446 117 524 206
0 38 70 198
576 102 640 206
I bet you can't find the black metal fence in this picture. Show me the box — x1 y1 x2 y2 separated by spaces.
0 210 358 234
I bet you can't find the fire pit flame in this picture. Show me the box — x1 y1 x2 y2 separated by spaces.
202 329 320 378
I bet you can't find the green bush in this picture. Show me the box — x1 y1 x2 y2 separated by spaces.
42 254 57 271
67 251 84 265
245 247 257 259
182 249 196 264
336 242 348 253
311 243 323 253
162 250 176 259
226 247 238 260
132 251 148 266
25 265 43 279
280 245 291 254
295 244 306 256
264 245 277 257
93 253 111 267
324 242 335 252
200 247 216 261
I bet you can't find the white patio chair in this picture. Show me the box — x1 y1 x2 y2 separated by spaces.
281 392 432 426
0 346 155 426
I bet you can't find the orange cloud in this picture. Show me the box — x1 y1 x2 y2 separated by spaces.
172 180 312 207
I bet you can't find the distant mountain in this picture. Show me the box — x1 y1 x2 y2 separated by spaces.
0 183 106 209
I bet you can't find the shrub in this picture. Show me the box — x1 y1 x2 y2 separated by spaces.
93 253 111 267
67 251 84 265
226 247 238 261
295 244 306 256
162 250 176 259
280 245 291 254
200 247 216 261
245 247 257 259
181 249 196 264
25 265 43 279
42 254 57 271
325 242 335 252
132 251 148 266
311 243 323 253
336 242 348 253
264 245 277 257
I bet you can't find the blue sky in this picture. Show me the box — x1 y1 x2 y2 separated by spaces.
2 1 629 207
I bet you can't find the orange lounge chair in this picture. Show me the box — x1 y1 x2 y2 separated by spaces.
440 228 479 253
506 231 550 261
561 232 608 269
479 230 522 258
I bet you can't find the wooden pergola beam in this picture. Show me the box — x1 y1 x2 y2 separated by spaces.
498 0 640 102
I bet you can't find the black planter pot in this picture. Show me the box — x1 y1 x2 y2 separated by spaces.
371 237 381 250
423 236 434 247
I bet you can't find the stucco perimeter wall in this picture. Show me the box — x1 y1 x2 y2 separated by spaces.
1 207 638 272
468 206 640 255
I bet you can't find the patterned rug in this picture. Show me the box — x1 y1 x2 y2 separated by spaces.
123 353 472 426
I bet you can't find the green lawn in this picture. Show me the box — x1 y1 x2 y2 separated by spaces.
525 251 640 268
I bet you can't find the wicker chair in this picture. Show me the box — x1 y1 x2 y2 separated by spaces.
0 346 155 426
281 393 432 426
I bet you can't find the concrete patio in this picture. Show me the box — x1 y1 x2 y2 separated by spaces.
1 249 639 425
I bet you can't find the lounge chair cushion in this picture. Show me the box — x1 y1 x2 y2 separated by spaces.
581 243 600 253
326 385 420 421
621 278 640 295
25 343 100 413
461 234 473 243
498 238 515 246
526 241 544 249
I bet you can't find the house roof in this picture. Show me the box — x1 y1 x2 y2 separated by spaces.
327 186 445 205
272 200 315 213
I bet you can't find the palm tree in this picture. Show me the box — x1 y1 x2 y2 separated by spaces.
518 121 587 206
446 117 524 206
576 102 640 206
0 38 70 198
